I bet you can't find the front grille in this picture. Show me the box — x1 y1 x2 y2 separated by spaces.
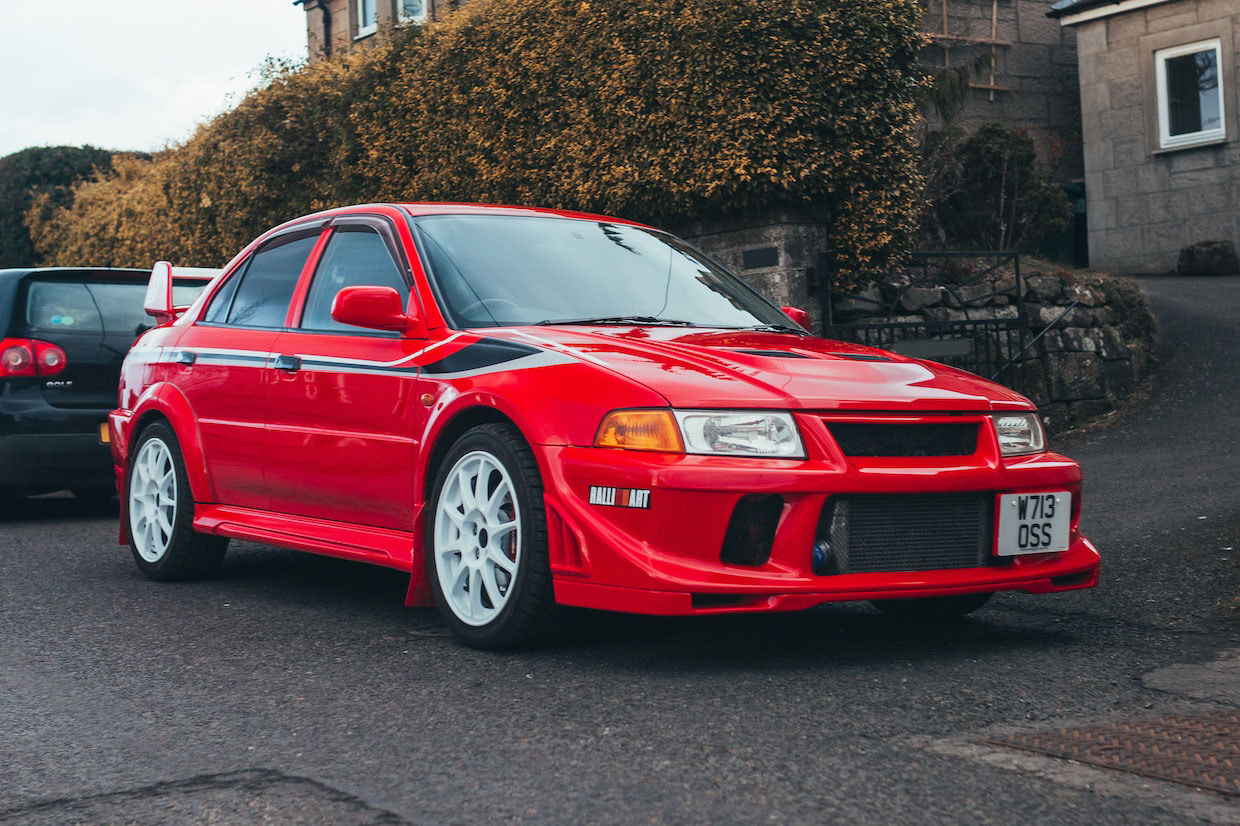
720 494 784 566
825 422 979 457
817 493 992 574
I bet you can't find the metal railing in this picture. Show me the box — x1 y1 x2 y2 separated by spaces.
818 251 1033 395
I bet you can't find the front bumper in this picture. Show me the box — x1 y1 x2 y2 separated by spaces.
538 436 1100 616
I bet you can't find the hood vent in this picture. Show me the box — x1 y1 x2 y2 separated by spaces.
730 349 814 359
828 352 892 362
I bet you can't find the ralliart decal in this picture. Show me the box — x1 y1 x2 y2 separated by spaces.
588 486 651 509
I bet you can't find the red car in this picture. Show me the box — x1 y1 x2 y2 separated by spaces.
111 203 1099 648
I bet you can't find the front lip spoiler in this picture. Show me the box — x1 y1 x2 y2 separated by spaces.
552 537 1101 616
554 568 1100 616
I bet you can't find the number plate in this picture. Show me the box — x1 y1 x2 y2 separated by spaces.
997 492 1070 556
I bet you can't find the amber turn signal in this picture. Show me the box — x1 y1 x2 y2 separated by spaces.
595 410 684 453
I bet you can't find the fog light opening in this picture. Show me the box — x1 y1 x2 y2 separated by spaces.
811 539 833 575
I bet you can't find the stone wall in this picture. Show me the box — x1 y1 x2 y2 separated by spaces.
677 211 827 327
685 219 1156 434
828 267 1157 433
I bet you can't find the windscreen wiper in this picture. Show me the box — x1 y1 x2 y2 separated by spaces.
537 316 699 327
735 323 809 335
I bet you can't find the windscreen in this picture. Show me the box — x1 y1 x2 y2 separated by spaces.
25 280 207 336
411 215 792 330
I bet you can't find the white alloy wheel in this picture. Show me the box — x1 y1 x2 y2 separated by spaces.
434 449 522 627
129 437 178 563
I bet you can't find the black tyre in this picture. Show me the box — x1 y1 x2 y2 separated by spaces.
126 422 228 581
870 592 992 620
426 423 559 649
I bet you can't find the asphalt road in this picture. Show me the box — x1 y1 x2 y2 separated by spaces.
2 275 1238 825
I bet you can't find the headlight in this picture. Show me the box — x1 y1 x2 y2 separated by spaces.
992 412 1045 455
674 410 805 458
595 409 805 458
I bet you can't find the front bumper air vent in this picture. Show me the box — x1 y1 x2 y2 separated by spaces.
720 494 784 566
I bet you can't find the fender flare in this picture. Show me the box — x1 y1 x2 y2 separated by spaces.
127 382 215 504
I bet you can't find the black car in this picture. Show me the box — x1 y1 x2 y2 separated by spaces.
0 267 215 500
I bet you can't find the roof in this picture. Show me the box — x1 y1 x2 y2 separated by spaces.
396 202 650 227
1048 0 1177 19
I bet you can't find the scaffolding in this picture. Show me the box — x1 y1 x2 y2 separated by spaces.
929 0 1011 101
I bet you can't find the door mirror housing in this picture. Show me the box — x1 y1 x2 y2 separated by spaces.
330 286 413 332
780 305 812 331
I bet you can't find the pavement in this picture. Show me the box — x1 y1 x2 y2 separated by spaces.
0 273 1239 825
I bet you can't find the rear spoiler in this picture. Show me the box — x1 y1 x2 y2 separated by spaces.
143 261 222 325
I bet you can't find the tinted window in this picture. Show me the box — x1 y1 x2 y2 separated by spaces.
301 226 408 332
223 231 319 328
202 270 242 324
25 281 204 336
1166 48 1220 136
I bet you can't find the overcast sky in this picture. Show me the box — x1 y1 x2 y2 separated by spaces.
0 1 308 159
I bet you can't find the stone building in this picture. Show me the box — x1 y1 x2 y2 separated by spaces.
1049 0 1240 274
923 0 1085 180
294 0 472 62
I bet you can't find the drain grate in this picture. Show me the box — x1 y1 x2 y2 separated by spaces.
985 710 1240 797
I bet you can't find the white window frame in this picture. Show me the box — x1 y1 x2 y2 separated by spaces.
356 0 378 39
1155 38 1226 150
398 0 429 24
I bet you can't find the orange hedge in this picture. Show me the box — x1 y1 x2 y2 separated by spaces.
30 0 925 285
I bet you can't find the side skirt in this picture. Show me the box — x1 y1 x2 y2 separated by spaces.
193 504 417 572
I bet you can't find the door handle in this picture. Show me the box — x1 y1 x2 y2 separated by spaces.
273 354 301 373
173 351 196 365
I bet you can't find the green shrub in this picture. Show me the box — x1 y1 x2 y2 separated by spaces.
0 145 113 266
927 123 1072 252
29 0 927 284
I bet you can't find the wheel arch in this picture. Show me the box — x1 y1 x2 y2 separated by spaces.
420 405 526 513
407 404 527 608
127 383 214 504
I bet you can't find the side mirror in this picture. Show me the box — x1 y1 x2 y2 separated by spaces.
331 286 411 331
143 261 176 325
780 305 812 331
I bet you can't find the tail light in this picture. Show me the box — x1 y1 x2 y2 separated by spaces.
0 338 68 377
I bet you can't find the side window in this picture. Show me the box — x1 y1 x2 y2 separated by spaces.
210 231 319 329
300 226 409 332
